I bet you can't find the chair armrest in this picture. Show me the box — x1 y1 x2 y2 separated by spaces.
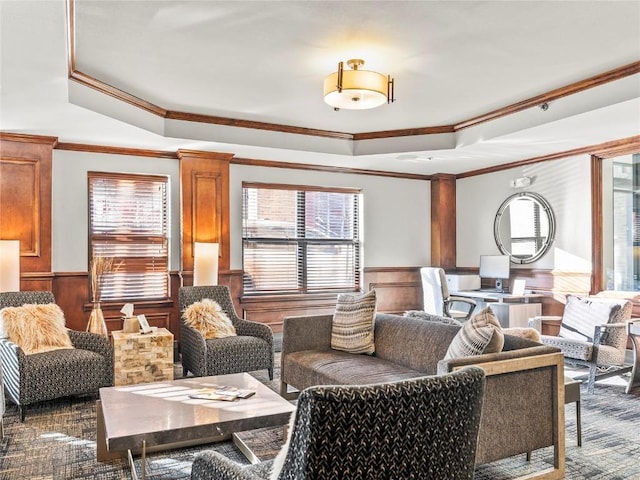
180 322 207 355
282 314 333 357
191 450 264 480
0 337 25 372
449 295 476 307
594 322 628 348
447 296 476 317
68 330 112 359
234 319 274 351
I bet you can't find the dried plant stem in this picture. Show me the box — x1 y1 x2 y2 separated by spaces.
90 255 117 302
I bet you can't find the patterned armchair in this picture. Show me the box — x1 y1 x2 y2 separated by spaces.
0 291 113 421
191 366 486 480
529 294 632 394
179 286 274 379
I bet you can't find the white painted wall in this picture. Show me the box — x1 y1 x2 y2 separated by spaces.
51 150 181 271
230 165 431 269
51 150 431 273
457 155 592 272
50 148 595 277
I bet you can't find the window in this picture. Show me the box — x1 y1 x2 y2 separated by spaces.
242 183 361 294
609 154 640 290
88 172 169 301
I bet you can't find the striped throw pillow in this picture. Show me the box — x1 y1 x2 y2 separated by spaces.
444 307 504 359
331 290 377 354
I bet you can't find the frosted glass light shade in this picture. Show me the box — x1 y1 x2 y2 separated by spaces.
0 240 20 292
323 59 393 110
193 242 219 286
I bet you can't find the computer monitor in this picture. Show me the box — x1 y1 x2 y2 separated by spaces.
479 255 510 292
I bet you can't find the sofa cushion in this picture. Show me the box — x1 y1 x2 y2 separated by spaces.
0 303 74 355
331 290 376 354
444 307 504 359
285 350 423 388
182 298 237 339
559 295 621 343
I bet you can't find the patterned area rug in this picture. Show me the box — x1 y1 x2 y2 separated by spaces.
1 358 639 479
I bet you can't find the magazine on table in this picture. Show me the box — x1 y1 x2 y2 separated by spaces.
188 385 256 401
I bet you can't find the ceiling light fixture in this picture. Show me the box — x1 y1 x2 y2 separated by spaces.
324 59 395 110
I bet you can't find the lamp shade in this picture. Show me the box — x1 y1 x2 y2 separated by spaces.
0 240 20 292
324 59 394 110
193 242 219 286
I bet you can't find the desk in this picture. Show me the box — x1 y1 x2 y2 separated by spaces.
451 291 543 328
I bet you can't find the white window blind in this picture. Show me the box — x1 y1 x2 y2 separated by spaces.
242 183 361 294
88 172 169 301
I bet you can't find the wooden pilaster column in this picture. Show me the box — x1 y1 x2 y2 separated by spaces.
430 173 457 269
178 149 233 280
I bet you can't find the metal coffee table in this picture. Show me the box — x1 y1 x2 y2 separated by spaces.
97 373 295 479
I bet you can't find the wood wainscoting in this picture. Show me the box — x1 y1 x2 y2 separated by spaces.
52 272 182 341
47 266 595 341
239 267 424 333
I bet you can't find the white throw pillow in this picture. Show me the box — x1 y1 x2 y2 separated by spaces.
330 290 377 354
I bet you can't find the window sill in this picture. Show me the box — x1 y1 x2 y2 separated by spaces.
83 299 174 312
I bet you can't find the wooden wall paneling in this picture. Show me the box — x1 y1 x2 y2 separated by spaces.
364 267 423 314
430 174 456 268
241 293 337 333
53 273 90 331
178 150 233 275
0 134 56 286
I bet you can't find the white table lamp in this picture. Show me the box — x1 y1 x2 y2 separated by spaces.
193 242 219 286
0 240 20 292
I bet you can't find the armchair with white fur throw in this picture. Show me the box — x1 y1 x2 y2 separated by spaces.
191 366 486 480
0 291 113 421
179 285 274 379
529 294 632 394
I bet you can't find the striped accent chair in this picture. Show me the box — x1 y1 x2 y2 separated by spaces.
191 366 486 480
179 286 274 380
0 291 113 421
530 294 633 393
0 355 5 438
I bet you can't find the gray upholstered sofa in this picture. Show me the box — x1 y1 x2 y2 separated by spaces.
281 312 566 479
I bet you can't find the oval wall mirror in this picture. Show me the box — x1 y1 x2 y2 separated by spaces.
493 192 556 264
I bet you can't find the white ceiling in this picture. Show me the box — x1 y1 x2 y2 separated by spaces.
2 0 639 175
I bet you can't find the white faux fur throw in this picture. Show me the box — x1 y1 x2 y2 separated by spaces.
182 298 237 339
503 327 541 343
0 303 74 354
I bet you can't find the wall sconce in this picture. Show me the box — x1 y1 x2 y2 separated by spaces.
193 242 219 286
0 240 20 292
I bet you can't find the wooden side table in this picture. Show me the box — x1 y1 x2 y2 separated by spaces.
112 328 174 386
626 321 640 394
